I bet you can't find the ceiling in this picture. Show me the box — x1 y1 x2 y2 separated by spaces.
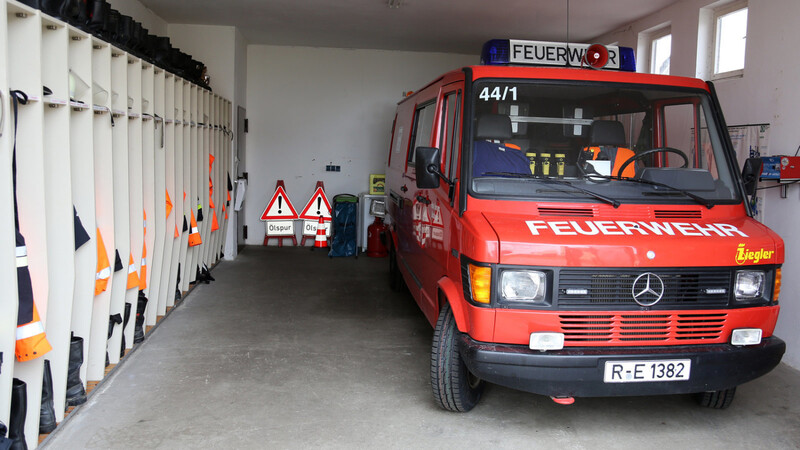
139 0 681 54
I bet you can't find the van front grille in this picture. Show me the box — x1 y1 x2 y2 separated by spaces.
559 312 727 344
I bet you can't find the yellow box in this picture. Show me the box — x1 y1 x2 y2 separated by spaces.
369 174 385 195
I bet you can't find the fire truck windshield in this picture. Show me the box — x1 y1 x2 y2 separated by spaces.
469 80 740 206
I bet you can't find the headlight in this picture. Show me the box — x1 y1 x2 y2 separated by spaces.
734 270 765 300
501 270 546 301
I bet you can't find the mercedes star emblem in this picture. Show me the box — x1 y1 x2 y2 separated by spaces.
631 272 665 306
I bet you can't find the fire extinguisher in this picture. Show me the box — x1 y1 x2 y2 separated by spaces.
366 217 388 257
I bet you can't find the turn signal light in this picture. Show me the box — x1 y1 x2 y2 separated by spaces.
774 268 781 302
469 264 492 304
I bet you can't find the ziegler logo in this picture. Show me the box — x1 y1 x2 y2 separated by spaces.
735 243 774 265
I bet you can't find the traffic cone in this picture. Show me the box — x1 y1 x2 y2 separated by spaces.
314 217 327 249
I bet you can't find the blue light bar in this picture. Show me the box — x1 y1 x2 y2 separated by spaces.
618 46 636 72
480 39 637 72
481 39 511 65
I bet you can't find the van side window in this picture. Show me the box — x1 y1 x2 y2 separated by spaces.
440 93 459 177
446 92 461 180
408 101 437 163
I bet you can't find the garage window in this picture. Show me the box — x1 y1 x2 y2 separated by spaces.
713 2 748 78
649 28 671 75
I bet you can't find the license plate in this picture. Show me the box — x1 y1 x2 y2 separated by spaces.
603 359 691 383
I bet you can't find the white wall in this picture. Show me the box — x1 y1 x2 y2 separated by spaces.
244 45 476 245
594 0 800 369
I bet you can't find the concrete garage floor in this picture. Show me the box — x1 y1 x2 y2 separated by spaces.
44 247 800 449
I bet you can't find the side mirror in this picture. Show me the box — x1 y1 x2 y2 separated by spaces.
741 157 763 197
414 146 441 189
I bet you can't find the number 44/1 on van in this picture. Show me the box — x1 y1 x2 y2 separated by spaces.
385 39 785 412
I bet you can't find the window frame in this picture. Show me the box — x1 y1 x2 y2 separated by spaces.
711 1 748 80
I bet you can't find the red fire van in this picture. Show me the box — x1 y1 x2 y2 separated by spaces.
385 39 785 412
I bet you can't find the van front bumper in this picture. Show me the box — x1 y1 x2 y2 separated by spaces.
458 334 785 397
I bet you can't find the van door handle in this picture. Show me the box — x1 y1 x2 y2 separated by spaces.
416 195 431 205
401 185 408 193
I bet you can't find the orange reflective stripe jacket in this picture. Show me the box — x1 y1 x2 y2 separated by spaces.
16 232 52 362
584 146 636 178
95 228 111 295
211 210 219 232
188 210 202 247
126 253 140 290
16 303 52 362
166 189 173 218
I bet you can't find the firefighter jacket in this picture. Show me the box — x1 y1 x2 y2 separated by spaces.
16 229 52 361
95 228 111 295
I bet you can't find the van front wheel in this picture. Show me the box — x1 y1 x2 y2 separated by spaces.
430 303 484 412
696 387 736 409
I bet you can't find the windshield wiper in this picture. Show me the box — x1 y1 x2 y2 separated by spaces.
483 172 621 208
610 176 715 209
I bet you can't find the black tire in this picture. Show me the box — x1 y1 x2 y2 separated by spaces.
431 303 484 412
388 244 404 292
696 387 736 409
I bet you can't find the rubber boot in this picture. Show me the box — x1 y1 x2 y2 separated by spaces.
134 292 148 344
105 313 122 367
175 264 182 301
39 360 57 434
202 263 215 282
0 420 11 449
9 378 27 450
65 335 87 407
120 302 131 358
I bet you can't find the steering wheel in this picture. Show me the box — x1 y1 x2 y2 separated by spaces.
616 147 689 178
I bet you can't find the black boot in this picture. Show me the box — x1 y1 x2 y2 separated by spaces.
134 292 148 344
105 314 122 367
175 264 182 301
65 335 87 407
39 360 57 434
121 302 132 358
9 378 27 450
0 419 11 449
202 263 215 282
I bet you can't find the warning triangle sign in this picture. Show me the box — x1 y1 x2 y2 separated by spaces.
260 186 299 220
299 187 332 221
430 206 443 226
